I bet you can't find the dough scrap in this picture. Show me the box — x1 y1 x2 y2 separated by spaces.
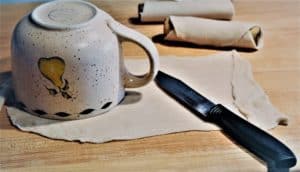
231 51 287 129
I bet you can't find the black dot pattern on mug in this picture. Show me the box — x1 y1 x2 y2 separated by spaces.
79 108 95 115
32 67 43 99
33 109 47 115
55 112 71 117
101 102 112 109
72 61 113 89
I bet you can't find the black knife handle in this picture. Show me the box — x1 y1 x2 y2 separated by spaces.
208 104 297 168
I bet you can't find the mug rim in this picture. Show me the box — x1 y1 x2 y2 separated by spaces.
31 0 99 30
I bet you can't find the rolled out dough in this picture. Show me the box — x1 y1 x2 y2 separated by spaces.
164 16 263 50
139 0 234 22
3 51 287 143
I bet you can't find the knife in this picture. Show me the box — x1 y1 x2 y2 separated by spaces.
155 71 296 170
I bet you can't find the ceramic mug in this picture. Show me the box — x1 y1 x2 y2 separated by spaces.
11 0 159 120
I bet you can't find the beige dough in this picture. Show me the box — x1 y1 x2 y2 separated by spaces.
231 52 288 128
164 16 263 50
139 0 234 22
2 51 287 143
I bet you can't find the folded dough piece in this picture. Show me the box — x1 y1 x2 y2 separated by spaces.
139 0 234 22
164 16 263 50
4 51 287 143
232 51 288 128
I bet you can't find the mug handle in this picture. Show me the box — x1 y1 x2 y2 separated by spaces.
107 20 159 88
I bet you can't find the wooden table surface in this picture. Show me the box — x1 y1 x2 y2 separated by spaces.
0 0 299 171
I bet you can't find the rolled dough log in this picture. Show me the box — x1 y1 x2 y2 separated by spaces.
164 16 263 50
3 51 287 143
139 0 234 22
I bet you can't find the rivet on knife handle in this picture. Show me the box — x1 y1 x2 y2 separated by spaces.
155 71 297 170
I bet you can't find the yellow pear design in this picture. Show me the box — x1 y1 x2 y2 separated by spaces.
38 57 65 88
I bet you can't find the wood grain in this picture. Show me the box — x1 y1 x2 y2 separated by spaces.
0 0 299 171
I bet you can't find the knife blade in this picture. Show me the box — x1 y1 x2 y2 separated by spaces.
155 71 296 170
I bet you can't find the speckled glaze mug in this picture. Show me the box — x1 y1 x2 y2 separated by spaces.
11 0 159 120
